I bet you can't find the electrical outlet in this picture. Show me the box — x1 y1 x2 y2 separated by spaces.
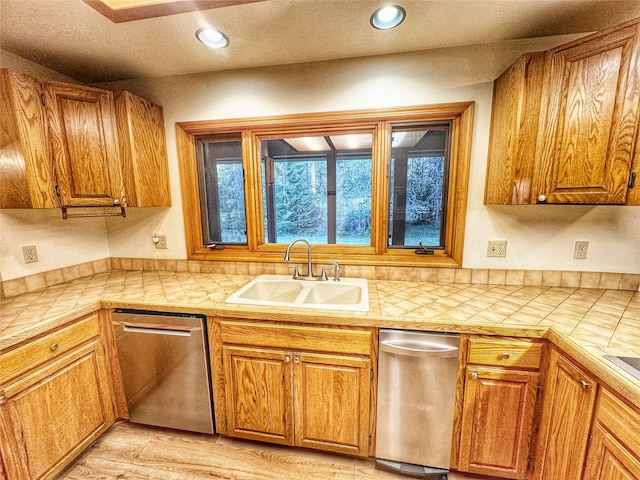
574 241 588 259
155 235 167 249
487 240 507 257
22 245 38 264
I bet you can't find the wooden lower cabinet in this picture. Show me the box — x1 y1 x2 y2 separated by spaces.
533 348 598 480
457 336 543 479
293 351 371 454
458 367 539 479
216 319 374 457
0 314 115 480
223 346 293 445
583 388 640 480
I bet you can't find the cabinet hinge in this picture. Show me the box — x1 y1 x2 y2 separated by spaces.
55 185 60 197
629 172 637 189
368 435 372 445
370 369 374 381
536 384 541 397
40 93 45 106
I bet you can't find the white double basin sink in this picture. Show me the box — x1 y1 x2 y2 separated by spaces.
226 274 369 312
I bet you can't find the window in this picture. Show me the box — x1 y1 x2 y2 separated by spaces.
261 134 373 245
196 135 245 244
388 124 449 249
177 103 473 266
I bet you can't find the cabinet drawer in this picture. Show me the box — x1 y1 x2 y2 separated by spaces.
220 319 372 356
467 337 542 369
0 313 100 384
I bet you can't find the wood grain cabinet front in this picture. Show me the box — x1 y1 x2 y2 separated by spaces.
43 80 126 208
485 18 640 205
0 313 116 480
0 69 58 208
457 336 543 479
1 68 171 211
114 91 171 207
214 319 374 457
583 388 640 479
533 347 598 480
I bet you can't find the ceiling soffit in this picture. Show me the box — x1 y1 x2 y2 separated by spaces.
83 0 264 23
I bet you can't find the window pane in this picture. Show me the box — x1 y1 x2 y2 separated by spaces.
199 138 247 244
336 155 371 244
262 134 372 245
388 125 449 249
274 155 328 244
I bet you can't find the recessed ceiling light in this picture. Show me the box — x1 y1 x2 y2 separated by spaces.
196 28 229 49
370 5 406 30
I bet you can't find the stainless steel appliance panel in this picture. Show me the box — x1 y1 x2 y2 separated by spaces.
112 310 214 434
376 329 460 475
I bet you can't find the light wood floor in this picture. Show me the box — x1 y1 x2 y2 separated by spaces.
56 421 493 480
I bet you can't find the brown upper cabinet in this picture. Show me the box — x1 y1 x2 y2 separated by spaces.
114 91 171 207
0 69 58 208
0 68 171 210
43 80 126 208
485 18 640 205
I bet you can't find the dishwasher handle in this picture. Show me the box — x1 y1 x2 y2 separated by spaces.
380 339 459 357
121 325 194 337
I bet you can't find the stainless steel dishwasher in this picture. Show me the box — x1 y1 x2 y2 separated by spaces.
112 309 214 434
376 329 460 479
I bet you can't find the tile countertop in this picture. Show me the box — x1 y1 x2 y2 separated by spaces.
1 270 639 409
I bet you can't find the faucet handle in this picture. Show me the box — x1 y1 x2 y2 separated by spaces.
328 260 341 281
319 267 329 281
287 265 300 279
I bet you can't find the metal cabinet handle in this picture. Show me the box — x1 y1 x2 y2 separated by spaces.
471 372 478 380
284 355 291 363
50 343 59 351
0 395 6 404
502 352 510 359
113 199 120 206
580 380 590 390
380 340 459 357
537 194 547 203
294 356 300 364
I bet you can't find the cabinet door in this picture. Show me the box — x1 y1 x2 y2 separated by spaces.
534 349 597 480
0 69 58 209
484 52 546 205
583 388 640 480
0 341 115 480
535 22 640 204
584 424 640 480
43 81 125 207
293 352 370 456
222 346 294 445
114 91 171 207
458 366 539 479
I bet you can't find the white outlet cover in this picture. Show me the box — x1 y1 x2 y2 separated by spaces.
574 241 588 259
22 245 38 264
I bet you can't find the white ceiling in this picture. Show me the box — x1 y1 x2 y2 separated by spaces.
2 0 640 84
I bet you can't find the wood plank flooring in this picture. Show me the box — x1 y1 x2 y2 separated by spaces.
56 421 492 480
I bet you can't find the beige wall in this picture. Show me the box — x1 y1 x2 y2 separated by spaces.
2 34 639 280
